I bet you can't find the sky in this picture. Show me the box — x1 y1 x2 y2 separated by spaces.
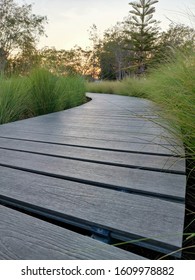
16 0 195 50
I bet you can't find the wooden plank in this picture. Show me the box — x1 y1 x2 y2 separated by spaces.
0 133 183 156
0 205 144 260
0 116 177 136
0 92 186 258
0 149 186 200
0 138 185 173
81 93 164 117
0 123 181 146
3 116 167 128
10 112 169 129
0 92 183 150
0 167 185 254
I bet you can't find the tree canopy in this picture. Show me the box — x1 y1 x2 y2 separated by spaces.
126 0 160 73
0 0 47 72
1 0 194 79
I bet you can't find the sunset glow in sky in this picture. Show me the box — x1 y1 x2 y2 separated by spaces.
16 0 195 50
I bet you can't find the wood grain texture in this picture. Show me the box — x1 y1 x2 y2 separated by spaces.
0 205 144 260
0 93 184 155
0 166 185 251
0 124 181 145
0 148 186 200
0 138 185 173
0 93 186 258
0 132 183 155
0 116 177 138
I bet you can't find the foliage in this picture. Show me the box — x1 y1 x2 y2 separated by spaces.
0 0 47 72
92 19 195 80
88 24 102 79
161 24 195 50
99 22 133 80
126 0 160 73
1 0 194 81
7 47 41 76
55 75 86 109
87 80 122 94
144 50 195 158
0 68 86 124
28 68 86 116
28 68 59 115
87 78 147 98
39 46 95 78
0 76 30 124
155 24 195 63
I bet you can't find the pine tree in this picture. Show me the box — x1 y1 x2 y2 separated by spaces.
128 0 160 74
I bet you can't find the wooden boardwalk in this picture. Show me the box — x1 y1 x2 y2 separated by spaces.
0 93 186 259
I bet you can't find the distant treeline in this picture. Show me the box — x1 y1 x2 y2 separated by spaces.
0 0 195 79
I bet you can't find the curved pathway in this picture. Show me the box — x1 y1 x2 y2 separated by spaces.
0 93 186 259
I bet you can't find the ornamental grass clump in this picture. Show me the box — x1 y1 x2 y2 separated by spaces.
0 76 30 124
0 68 86 124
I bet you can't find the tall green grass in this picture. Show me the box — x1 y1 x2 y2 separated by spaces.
144 51 195 161
0 76 30 124
144 53 195 258
87 79 147 98
87 80 123 95
28 68 59 115
0 68 86 124
54 75 86 110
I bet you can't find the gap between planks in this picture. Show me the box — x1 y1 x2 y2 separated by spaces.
0 146 185 175
0 205 144 260
0 194 183 257
0 135 182 157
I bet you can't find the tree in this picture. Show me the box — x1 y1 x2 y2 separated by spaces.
8 46 40 75
88 24 102 79
39 46 96 78
127 0 160 74
40 48 78 75
0 0 47 72
160 24 195 51
152 24 195 65
99 22 133 80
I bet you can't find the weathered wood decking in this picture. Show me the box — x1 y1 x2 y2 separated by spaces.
0 93 186 259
